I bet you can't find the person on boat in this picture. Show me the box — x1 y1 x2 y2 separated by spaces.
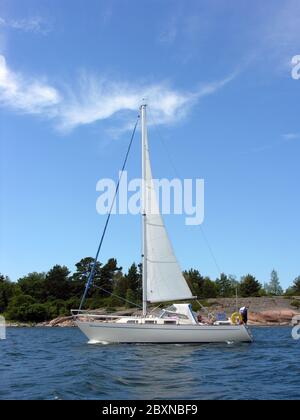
197 313 212 325
239 306 249 324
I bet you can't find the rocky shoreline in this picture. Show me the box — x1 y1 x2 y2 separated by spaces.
5 297 300 328
204 296 300 326
6 316 76 328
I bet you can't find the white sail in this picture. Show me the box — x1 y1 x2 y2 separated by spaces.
142 106 194 303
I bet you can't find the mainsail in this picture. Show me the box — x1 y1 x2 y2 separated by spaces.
141 106 194 303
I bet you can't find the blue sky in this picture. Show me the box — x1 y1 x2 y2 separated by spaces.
0 0 299 289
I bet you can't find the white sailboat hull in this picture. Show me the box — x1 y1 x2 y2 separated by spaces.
76 321 253 344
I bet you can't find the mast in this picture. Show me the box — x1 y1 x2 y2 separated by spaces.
141 104 147 316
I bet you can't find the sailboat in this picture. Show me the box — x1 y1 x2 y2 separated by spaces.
73 105 252 344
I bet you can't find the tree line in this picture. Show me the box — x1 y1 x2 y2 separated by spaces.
0 258 300 322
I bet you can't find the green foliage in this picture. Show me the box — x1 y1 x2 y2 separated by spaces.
202 278 217 298
17 272 46 301
125 289 136 308
44 265 71 301
288 276 300 296
71 257 102 297
45 300 69 318
184 270 215 298
2 260 299 323
294 277 300 294
240 275 262 297
0 274 15 312
86 296 105 310
126 264 141 293
184 269 204 297
64 297 81 311
24 304 50 322
215 273 235 298
112 263 141 306
113 274 128 300
96 258 122 295
6 294 36 321
259 287 268 297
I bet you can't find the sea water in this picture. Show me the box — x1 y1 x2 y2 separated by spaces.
0 327 299 400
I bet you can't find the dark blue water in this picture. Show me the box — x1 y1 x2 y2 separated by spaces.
0 327 299 400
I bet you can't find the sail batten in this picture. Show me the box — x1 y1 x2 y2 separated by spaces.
141 106 194 304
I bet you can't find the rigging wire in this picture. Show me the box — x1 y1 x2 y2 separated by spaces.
147 109 223 278
93 285 142 309
79 114 140 310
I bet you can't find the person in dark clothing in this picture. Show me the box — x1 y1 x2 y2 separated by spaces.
239 306 249 324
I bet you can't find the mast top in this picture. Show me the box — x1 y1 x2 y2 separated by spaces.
140 100 147 110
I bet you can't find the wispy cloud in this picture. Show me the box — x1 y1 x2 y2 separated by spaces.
56 71 236 132
57 75 196 131
283 133 300 141
0 54 236 133
0 16 50 35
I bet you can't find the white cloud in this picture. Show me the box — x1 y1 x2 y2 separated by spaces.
0 55 61 114
57 71 236 132
57 74 196 131
0 54 235 133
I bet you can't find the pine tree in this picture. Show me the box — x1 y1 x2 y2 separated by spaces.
266 270 283 296
216 273 235 297
45 265 71 300
98 258 122 294
292 276 300 295
240 275 262 297
183 269 205 297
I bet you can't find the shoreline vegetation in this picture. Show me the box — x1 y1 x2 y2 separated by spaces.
1 257 300 327
5 297 300 328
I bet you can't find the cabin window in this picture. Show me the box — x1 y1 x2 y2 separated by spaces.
164 320 177 325
145 320 156 324
127 320 138 324
160 311 188 320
